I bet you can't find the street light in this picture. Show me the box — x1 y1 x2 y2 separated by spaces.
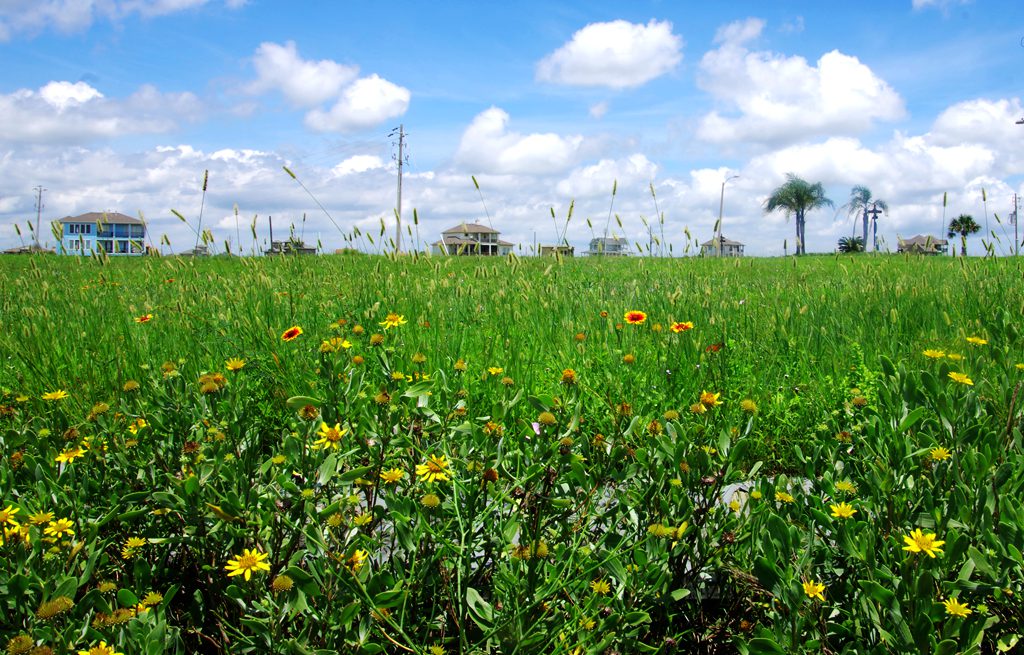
716 175 740 256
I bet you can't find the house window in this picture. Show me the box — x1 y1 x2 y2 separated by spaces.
130 225 144 238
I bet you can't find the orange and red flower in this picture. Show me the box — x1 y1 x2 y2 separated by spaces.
281 326 303 342
624 311 647 325
670 321 693 333
135 314 153 324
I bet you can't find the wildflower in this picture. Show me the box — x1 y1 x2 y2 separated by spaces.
281 326 303 342
453 358 467 372
729 499 741 512
487 366 504 376
353 513 372 527
836 480 857 494
326 512 343 528
948 372 973 386
706 342 724 353
670 321 694 333
1017 363 1024 371
41 390 69 401
299 404 320 421
775 492 794 504
36 596 74 619
511 544 531 560
320 337 351 353
575 332 586 342
561 369 577 385
902 528 945 558
537 411 557 426
379 313 407 329
589 579 611 595
6 634 33 654
346 549 368 571
580 616 596 630
942 597 972 618
689 402 707 415
369 333 385 346
851 396 868 407
97 582 117 593
421 493 441 508
271 575 294 592
416 454 451 483
740 399 758 414
373 390 391 405
483 421 503 436
77 641 124 655
380 468 404 483
922 349 946 359
947 353 963 361
648 523 673 538
0 505 20 527
965 336 988 346
624 310 647 325
43 518 74 540
141 591 163 606
622 353 635 364
750 490 763 500
930 446 952 462
429 647 445 655
313 422 347 450
699 391 722 407
28 510 53 526
225 548 271 581
663 409 680 421
134 314 153 324
225 357 246 371
122 380 140 392
127 418 147 435
600 310 608 318
501 376 514 386
124 537 146 549
411 352 427 364
830 502 857 519
802 580 825 602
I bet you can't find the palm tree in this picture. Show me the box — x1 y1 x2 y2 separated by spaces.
843 186 888 252
837 236 865 253
764 174 833 255
947 214 981 256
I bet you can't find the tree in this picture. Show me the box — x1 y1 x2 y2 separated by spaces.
947 214 981 256
843 185 888 252
837 236 865 253
764 174 833 255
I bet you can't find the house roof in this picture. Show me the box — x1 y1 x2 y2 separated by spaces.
442 222 499 235
589 236 627 244
434 236 513 247
59 212 143 225
898 235 948 246
700 237 745 247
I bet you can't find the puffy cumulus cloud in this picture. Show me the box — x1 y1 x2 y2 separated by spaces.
0 0 245 40
0 81 200 144
930 98 1024 156
454 107 584 176
305 75 410 133
696 18 904 145
912 0 971 9
536 19 682 89
246 42 409 133
331 154 385 177
248 41 358 108
556 154 657 198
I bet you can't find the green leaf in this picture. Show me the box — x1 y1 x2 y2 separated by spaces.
286 395 322 410
746 638 786 654
117 588 139 607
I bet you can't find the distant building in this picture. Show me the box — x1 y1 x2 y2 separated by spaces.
57 212 146 256
2 244 55 255
539 245 574 257
266 239 316 255
897 235 948 255
701 236 745 257
432 223 513 256
585 236 629 256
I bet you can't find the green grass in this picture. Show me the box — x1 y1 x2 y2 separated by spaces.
0 252 1022 654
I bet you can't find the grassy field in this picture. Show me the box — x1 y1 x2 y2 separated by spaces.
0 252 1022 654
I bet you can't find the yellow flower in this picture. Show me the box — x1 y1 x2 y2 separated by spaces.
0 505 20 527
380 468 405 483
948 371 973 386
225 547 271 581
829 502 857 519
699 390 722 407
28 510 53 526
124 537 147 549
561 368 577 385
902 528 945 558
775 491 794 504
78 640 125 655
421 493 441 508
739 399 758 414
127 418 147 435
134 313 153 324
942 597 972 617
930 446 952 461
44 518 75 539
749 490 763 500
689 402 707 415
379 313 407 329
313 422 347 450
429 646 445 655
623 310 647 325
225 357 246 371
947 353 963 361
347 548 369 571
835 480 857 494
965 336 988 346
353 513 372 527
281 325 303 341
41 389 69 401
802 580 825 602
271 575 294 593
589 579 611 595
1016 363 1024 371
922 349 946 359
487 366 504 376
416 454 451 483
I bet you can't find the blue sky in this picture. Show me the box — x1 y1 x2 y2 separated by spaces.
1 0 1022 255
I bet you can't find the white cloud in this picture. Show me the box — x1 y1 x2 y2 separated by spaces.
331 154 385 177
589 101 609 119
454 107 584 175
0 81 200 144
912 0 971 9
248 41 358 108
0 0 244 40
696 18 905 145
556 154 657 198
305 74 410 133
536 19 682 89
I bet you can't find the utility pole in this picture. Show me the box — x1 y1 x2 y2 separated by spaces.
1014 193 1019 256
716 175 739 257
390 124 406 253
33 186 45 250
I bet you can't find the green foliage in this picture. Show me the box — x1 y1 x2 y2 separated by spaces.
0 253 1022 654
